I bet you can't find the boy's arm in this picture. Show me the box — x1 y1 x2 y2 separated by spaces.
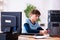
37 27 43 30
24 23 40 33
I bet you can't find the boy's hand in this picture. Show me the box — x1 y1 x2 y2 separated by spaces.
39 30 48 35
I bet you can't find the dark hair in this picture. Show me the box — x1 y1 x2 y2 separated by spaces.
30 9 41 15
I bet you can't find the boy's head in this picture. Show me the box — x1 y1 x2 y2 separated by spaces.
29 9 41 22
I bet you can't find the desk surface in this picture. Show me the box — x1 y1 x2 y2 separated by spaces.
18 35 60 40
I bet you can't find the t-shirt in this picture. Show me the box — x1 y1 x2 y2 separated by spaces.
22 18 43 33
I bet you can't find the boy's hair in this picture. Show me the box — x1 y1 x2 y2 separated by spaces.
30 9 41 15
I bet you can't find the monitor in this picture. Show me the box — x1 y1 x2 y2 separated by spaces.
48 10 60 22
1 12 22 34
48 10 60 36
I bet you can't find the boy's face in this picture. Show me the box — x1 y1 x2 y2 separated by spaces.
30 14 40 22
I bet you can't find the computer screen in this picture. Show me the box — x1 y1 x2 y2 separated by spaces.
48 10 60 36
1 12 22 34
48 10 60 22
51 14 60 22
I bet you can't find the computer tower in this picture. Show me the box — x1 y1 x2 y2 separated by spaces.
48 10 60 36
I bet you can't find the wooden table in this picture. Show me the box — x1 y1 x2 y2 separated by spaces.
18 35 60 40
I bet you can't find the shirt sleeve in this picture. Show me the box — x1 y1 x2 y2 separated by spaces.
24 23 40 33
37 27 43 30
37 27 48 30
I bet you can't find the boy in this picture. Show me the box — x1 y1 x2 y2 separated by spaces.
22 9 48 35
